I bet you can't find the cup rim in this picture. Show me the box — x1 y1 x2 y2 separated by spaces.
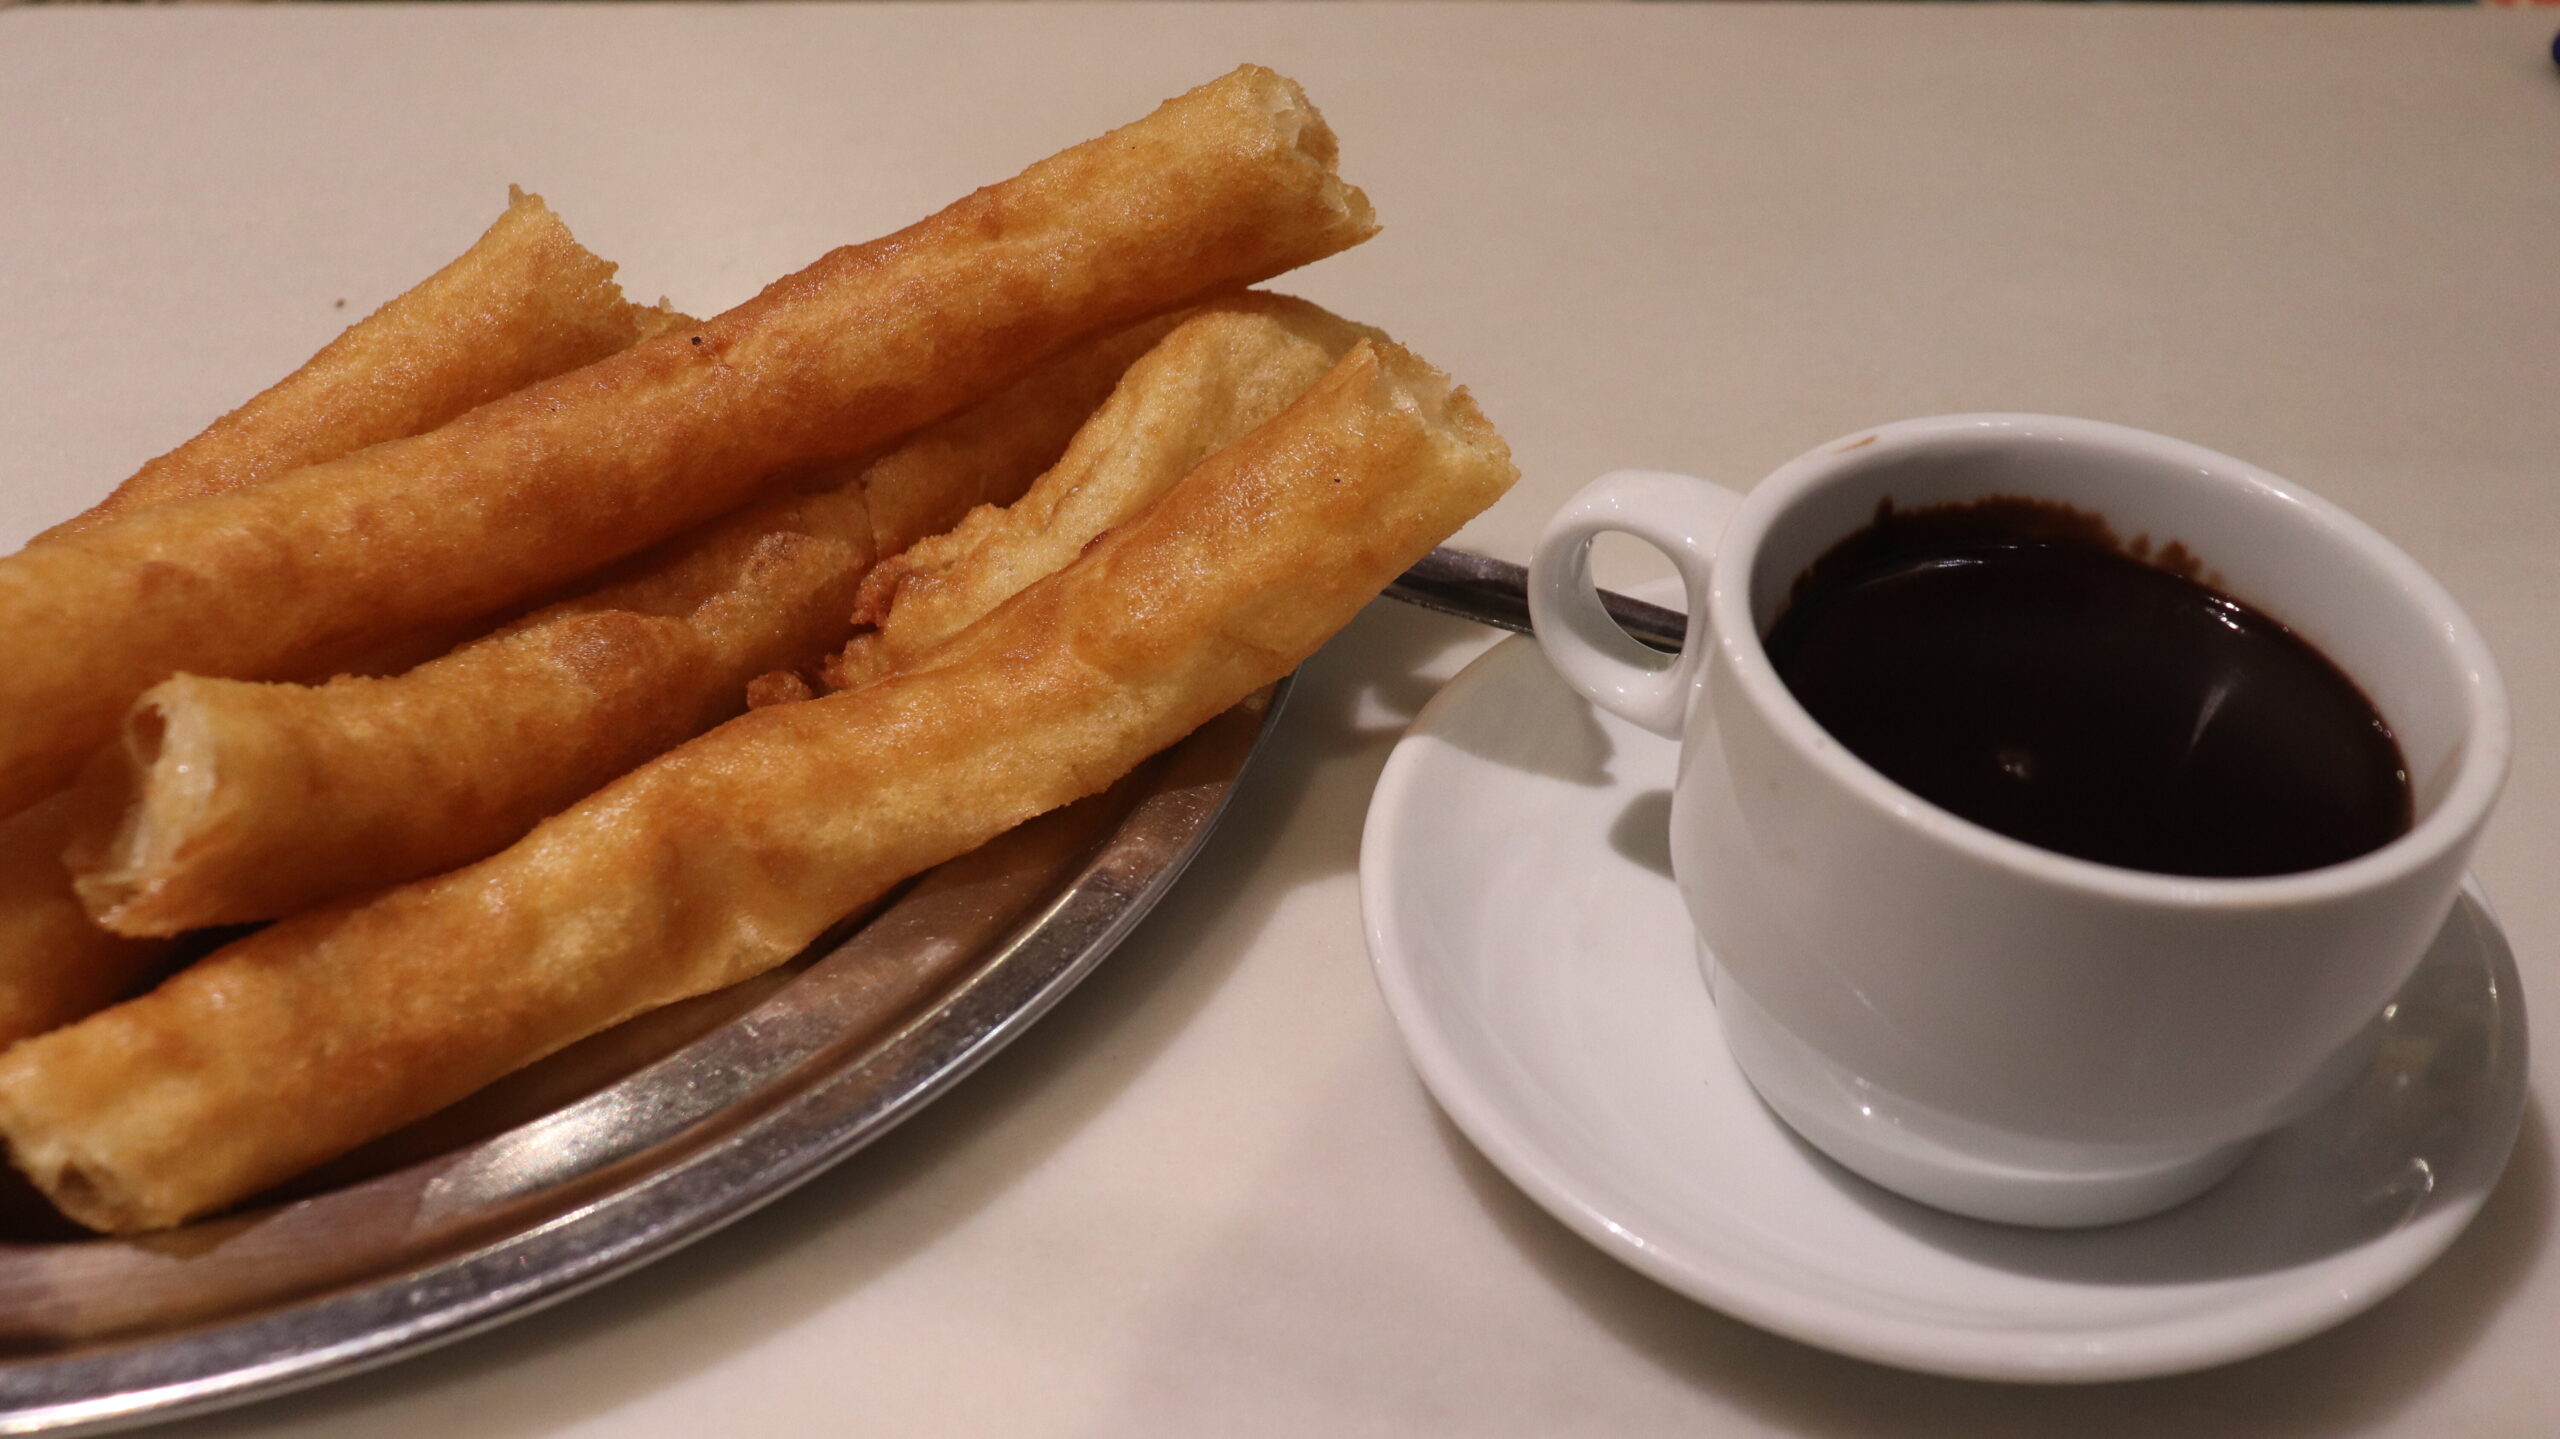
1707 413 2512 907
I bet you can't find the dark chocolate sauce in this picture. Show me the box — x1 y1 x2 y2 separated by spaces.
1763 499 2410 878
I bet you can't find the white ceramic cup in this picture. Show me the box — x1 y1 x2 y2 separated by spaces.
1527 414 2510 1227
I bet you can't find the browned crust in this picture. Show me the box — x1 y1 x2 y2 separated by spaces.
858 309 1189 562
0 192 671 1049
65 488 877 936
830 291 1379 690
0 65 1375 814
37 188 653 543
0 334 1511 1233
0 795 170 1050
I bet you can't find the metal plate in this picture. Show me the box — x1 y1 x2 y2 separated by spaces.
0 685 1286 1434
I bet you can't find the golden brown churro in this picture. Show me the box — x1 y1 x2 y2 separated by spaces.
0 192 681 1046
831 291 1377 690
0 335 1513 1233
65 488 876 936
0 65 1375 812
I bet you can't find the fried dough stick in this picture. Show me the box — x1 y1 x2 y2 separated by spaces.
57 311 1183 936
830 292 1378 690
0 193 684 1046
0 336 1514 1234
861 310 1186 561
0 796 162 1049
37 188 677 543
64 489 873 936
0 65 1376 814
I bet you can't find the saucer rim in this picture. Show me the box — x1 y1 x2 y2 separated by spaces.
1359 631 2529 1384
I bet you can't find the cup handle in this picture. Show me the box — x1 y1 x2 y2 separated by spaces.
1527 469 1742 739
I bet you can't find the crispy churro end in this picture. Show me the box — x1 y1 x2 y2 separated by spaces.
1239 65 1378 242
0 1051 158 1235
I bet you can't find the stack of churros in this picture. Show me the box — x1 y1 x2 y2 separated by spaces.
0 64 1516 1234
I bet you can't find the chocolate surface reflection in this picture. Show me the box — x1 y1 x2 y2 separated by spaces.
1765 498 2411 878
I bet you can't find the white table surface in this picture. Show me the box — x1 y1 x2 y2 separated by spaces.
5 4 2559 1433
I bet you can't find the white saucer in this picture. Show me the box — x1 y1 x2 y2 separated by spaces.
1359 631 2528 1383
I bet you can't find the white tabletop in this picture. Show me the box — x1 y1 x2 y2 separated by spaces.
5 4 2558 1433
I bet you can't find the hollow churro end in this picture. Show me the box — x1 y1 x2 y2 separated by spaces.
65 679 239 939
1361 344 1513 498
1233 64 1379 243
0 1038 173 1235
22 1148 143 1237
